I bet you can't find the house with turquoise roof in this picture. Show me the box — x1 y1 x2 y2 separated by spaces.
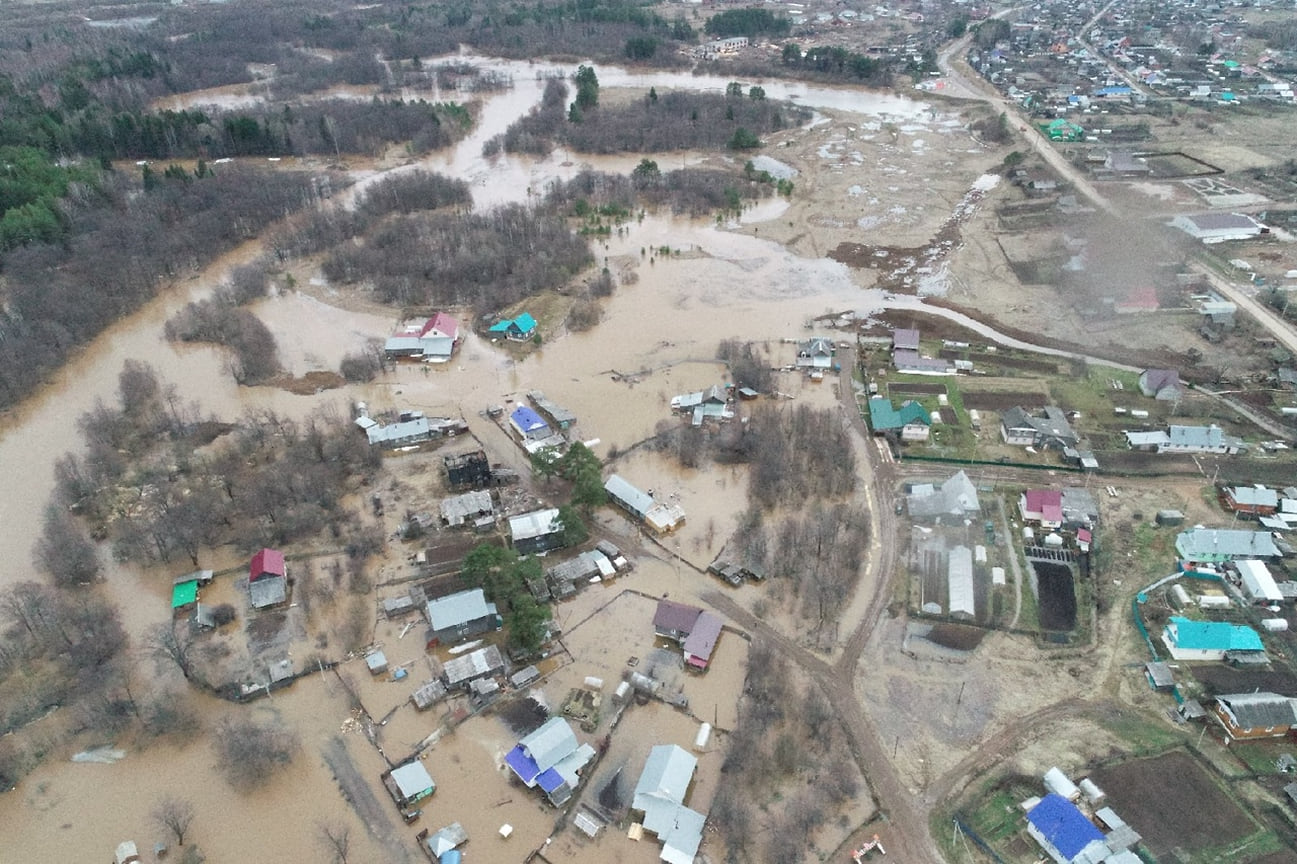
867 396 932 442
489 312 538 341
1162 616 1264 661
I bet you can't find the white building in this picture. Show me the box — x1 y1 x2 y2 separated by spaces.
1169 212 1265 244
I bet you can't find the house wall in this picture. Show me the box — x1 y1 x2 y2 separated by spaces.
1002 426 1036 446
1213 705 1293 740
514 532 566 557
431 614 499 645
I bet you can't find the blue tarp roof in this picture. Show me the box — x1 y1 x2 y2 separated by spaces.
537 768 566 793
1168 616 1263 651
504 744 541 785
1027 793 1105 860
510 405 548 433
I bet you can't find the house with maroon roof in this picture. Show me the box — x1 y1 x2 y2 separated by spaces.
248 548 288 609
1138 368 1184 401
383 313 461 361
682 612 724 671
1020 489 1063 529
653 600 702 643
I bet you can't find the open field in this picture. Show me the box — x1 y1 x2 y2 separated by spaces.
1092 750 1259 861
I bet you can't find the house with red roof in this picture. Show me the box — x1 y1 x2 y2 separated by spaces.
1020 489 1063 529
383 313 461 361
248 548 288 609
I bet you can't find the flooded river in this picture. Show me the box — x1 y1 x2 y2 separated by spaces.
0 53 999 862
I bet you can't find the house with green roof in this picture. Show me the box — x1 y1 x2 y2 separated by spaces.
489 312 538 341
867 397 932 442
1040 118 1084 141
1162 616 1264 661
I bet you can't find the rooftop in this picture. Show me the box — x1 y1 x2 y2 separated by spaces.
1167 616 1263 652
1026 793 1106 861
425 588 495 631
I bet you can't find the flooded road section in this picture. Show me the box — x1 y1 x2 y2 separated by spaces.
0 56 999 863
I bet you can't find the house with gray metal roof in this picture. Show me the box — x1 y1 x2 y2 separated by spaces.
443 644 505 689
1138 369 1184 401
1175 528 1279 563
948 545 975 618
527 390 577 430
440 490 494 528
1213 692 1297 740
605 475 685 533
509 508 565 555
1001 406 1078 450
906 470 980 520
424 588 500 646
633 745 705 864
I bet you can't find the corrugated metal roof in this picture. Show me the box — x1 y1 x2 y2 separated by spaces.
443 644 504 686
1176 529 1279 561
519 716 579 774
1167 616 1263 651
390 760 435 801
682 612 723 668
606 474 655 517
426 588 493 631
509 508 561 542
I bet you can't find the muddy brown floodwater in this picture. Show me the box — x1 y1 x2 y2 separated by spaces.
0 53 1004 863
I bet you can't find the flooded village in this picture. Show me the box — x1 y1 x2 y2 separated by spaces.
3 2 1297 864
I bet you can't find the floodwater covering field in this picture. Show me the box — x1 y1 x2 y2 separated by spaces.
0 53 999 862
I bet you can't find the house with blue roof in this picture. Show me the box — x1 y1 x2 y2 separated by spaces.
1026 793 1109 864
509 405 551 442
489 312 538 341
867 397 932 441
1162 616 1264 661
504 716 595 806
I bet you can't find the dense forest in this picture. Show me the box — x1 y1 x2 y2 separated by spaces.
489 74 813 157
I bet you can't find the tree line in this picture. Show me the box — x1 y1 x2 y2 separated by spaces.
320 202 593 311
0 165 318 411
51 360 380 566
164 262 282 386
709 639 862 861
490 79 812 157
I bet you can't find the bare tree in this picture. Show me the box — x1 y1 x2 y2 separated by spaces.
212 716 301 792
146 622 197 683
33 504 100 588
152 795 196 845
316 821 352 864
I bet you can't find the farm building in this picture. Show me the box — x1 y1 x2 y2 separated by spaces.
424 823 467 860
892 350 955 376
425 588 501 646
1176 529 1280 564
906 470 980 520
796 338 835 370
892 328 920 352
528 390 577 430
1060 488 1099 530
385 760 436 808
948 546 975 619
1001 406 1078 450
653 600 703 643
1137 369 1184 401
509 406 551 442
509 508 566 555
489 312 538 341
1162 616 1264 661
868 396 932 440
670 385 733 426
604 474 685 533
355 409 466 449
443 448 493 488
411 679 448 710
681 612 724 671
1236 559 1283 604
248 548 287 610
1212 692 1297 740
383 313 460 360
1223 485 1279 516
1169 212 1265 244
440 490 494 528
1145 661 1175 691
1126 424 1247 454
632 745 706 864
1025 793 1108 864
443 644 505 690
1020 489 1064 529
504 716 595 806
